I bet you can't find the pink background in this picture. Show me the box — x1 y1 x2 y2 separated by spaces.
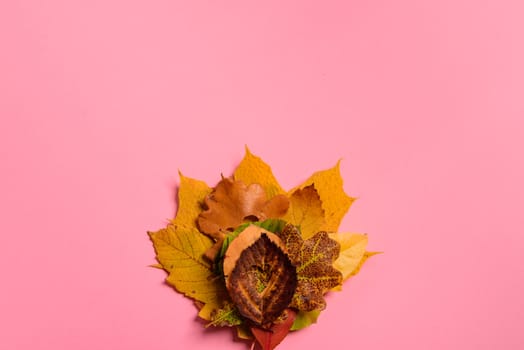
1 1 523 349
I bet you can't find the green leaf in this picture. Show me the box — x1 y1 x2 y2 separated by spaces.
256 218 287 234
291 310 321 331
206 301 243 327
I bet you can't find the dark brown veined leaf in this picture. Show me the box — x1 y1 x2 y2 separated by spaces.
223 226 297 326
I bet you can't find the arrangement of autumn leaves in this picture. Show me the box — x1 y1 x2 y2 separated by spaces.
149 149 376 350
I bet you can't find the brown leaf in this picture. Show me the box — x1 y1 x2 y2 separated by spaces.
197 178 289 239
251 309 297 350
280 224 342 311
222 225 286 280
224 226 297 326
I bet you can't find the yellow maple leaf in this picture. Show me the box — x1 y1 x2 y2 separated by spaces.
292 161 355 232
171 173 212 228
282 185 325 240
234 147 285 198
234 148 354 233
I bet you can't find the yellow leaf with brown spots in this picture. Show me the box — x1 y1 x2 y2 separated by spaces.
280 224 342 311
